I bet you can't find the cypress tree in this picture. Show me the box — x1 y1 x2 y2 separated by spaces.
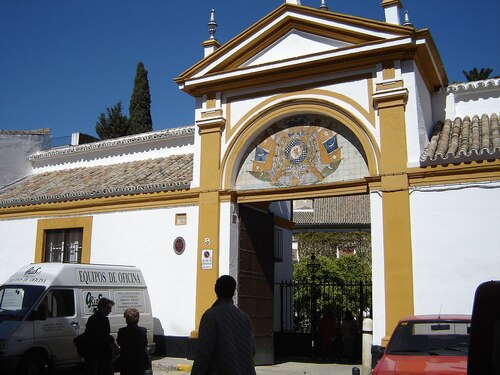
95 101 129 140
128 61 153 135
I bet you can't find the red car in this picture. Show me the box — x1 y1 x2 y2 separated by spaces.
372 315 470 375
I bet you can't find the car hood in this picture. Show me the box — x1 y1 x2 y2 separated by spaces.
374 354 467 375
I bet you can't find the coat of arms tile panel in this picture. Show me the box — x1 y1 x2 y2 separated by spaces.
235 115 368 190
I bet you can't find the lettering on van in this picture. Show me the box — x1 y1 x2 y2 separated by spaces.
83 290 110 315
85 291 104 310
24 266 42 275
5 267 47 284
77 270 142 285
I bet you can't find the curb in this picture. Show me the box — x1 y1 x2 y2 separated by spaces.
156 363 193 372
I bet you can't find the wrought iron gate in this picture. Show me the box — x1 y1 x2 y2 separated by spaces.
275 280 372 360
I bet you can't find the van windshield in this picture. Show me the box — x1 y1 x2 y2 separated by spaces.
0 285 45 321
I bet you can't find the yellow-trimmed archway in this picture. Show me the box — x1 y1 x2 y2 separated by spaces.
222 97 381 189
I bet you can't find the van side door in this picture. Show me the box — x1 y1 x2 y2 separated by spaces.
33 289 80 365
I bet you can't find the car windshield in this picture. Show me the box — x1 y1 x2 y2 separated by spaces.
0 285 45 321
386 319 471 356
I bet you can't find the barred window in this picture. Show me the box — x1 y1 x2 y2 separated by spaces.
44 228 83 263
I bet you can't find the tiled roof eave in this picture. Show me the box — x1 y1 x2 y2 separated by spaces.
420 148 500 166
29 126 195 161
440 78 500 93
0 181 192 208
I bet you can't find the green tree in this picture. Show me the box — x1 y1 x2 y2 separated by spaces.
128 61 153 135
294 231 371 264
293 254 371 284
463 67 493 82
292 254 372 331
95 101 129 140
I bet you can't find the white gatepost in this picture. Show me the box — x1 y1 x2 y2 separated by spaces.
362 318 373 374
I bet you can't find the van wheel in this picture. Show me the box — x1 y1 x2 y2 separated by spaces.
16 352 48 375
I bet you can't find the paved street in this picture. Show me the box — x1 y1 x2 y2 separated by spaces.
57 357 362 375
152 357 361 375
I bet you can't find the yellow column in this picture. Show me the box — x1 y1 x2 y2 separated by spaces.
192 116 225 338
373 84 414 346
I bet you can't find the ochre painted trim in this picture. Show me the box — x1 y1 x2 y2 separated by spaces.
216 19 380 72
222 98 380 189
35 216 93 264
230 180 369 204
376 87 415 340
376 80 403 91
382 62 395 80
381 0 402 9
193 117 224 335
176 3 414 82
374 90 409 174
408 162 500 186
180 41 418 96
381 175 414 340
201 109 223 118
372 89 408 110
194 191 220 333
202 39 221 49
0 191 200 220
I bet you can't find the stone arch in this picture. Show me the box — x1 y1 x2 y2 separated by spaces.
222 98 380 190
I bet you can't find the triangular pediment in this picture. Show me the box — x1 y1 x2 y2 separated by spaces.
176 3 444 95
241 30 353 68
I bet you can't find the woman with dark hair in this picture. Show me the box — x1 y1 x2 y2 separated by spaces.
84 298 115 375
117 308 149 375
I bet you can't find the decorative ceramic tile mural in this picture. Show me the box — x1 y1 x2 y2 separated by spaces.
235 115 368 190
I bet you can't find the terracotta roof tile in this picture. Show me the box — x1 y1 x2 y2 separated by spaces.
0 154 193 207
420 113 500 165
293 195 370 226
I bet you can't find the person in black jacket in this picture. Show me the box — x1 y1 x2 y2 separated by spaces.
117 307 148 375
191 275 256 375
84 297 115 375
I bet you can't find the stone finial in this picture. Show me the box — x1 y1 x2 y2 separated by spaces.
204 9 220 57
286 0 302 5
319 0 328 10
403 11 413 27
208 9 217 40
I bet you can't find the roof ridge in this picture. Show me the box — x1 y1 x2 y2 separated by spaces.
29 126 195 161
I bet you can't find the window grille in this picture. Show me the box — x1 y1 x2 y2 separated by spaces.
44 228 83 263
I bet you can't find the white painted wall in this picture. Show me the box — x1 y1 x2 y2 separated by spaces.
243 30 352 67
219 201 233 277
0 133 50 186
90 206 199 337
410 182 500 317
369 191 386 345
402 60 433 167
432 79 500 124
0 218 38 284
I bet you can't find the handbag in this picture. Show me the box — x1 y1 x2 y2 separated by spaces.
73 332 88 358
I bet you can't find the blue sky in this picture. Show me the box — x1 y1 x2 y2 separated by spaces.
1 0 499 141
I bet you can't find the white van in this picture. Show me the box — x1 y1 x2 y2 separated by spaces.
0 263 155 374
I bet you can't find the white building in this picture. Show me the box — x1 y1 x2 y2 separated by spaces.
0 0 499 361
